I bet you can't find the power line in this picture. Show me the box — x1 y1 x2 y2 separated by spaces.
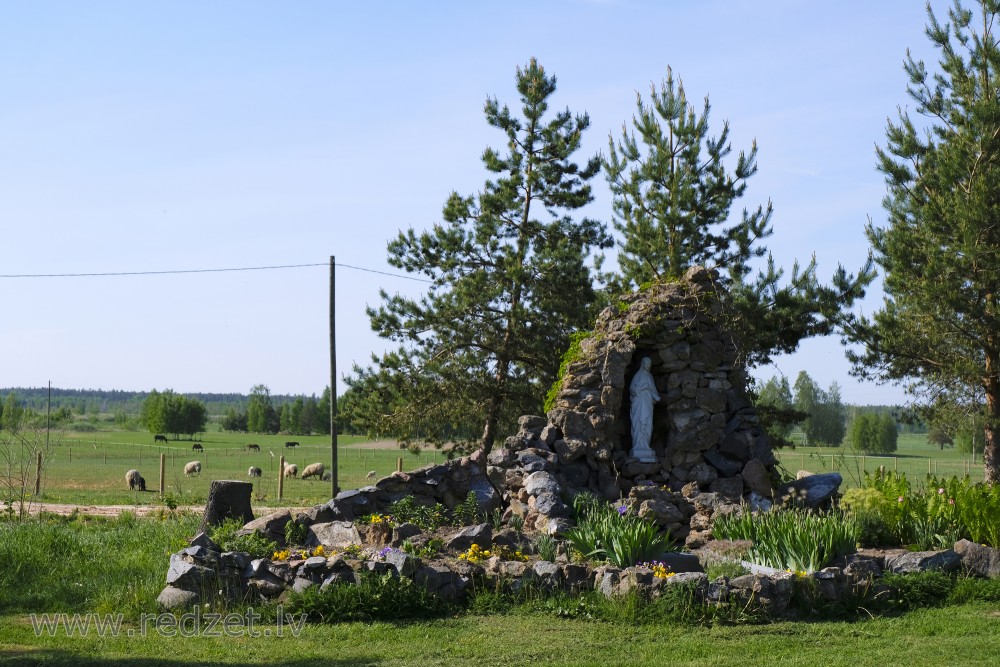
0 261 433 283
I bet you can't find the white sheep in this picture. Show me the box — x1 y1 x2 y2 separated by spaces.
300 462 325 480
366 470 376 480
184 461 202 477
248 466 262 478
125 469 146 491
283 463 298 478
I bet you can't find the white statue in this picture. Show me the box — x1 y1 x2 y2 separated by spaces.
629 356 660 462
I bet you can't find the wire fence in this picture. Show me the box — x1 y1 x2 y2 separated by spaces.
777 450 986 487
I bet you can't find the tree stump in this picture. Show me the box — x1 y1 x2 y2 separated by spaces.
201 480 254 531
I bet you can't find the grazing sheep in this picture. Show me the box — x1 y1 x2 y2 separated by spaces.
184 461 202 477
366 470 377 479
125 469 146 491
301 462 325 480
283 463 298 478
192 443 203 451
248 466 262 478
321 470 332 482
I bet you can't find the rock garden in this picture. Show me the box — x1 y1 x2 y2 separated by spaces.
158 268 1000 621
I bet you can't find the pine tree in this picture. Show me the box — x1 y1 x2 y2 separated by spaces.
605 69 874 368
845 0 1000 482
350 59 611 454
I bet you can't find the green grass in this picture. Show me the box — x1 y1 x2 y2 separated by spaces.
775 432 985 488
23 428 448 508
3 604 1000 666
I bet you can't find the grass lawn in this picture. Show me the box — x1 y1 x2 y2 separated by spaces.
25 429 449 508
774 432 984 488
3 604 1000 666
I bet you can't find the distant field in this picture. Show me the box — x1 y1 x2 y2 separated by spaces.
27 428 449 508
774 432 985 488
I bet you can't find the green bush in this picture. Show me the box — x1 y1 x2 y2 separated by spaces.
286 571 453 622
210 517 277 559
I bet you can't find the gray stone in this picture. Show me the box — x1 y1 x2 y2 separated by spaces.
292 577 316 593
182 545 219 564
689 461 718 486
469 476 501 513
554 438 587 464
239 509 292 545
445 523 492 551
741 458 773 497
709 476 744 500
166 553 215 590
523 471 561 497
703 448 743 477
516 449 557 473
157 585 200 610
383 549 420 577
659 552 704 574
595 566 622 597
533 561 563 588
518 415 547 432
775 472 842 508
220 551 249 570
188 532 221 553
954 539 1000 578
883 549 962 574
413 564 469 601
303 556 328 571
308 521 362 549
533 492 570 518
540 424 561 446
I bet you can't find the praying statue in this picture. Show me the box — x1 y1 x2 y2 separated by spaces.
629 356 660 462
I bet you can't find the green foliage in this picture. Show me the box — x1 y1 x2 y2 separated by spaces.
452 491 482 526
347 59 612 455
712 507 858 572
880 570 955 611
843 0 1000 483
286 571 453 622
284 519 308 546
543 330 591 413
848 470 1000 549
792 372 847 446
401 537 443 560
564 498 668 568
210 517 278 559
847 412 898 454
533 533 558 562
138 389 207 437
384 496 448 531
246 384 277 434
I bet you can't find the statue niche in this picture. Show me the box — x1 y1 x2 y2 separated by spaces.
626 355 663 463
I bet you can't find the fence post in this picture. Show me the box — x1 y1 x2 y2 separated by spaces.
159 453 166 495
33 452 42 495
278 455 285 501
396 457 403 473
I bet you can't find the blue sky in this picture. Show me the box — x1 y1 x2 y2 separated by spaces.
0 1 942 403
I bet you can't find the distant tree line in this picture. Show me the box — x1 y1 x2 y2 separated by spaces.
138 390 207 438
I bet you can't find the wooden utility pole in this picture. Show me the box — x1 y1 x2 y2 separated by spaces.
330 255 339 499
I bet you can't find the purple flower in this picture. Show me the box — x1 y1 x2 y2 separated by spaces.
617 505 628 516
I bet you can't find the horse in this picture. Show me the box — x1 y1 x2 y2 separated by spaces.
154 434 168 444
285 441 299 449
246 443 260 453
192 443 203 451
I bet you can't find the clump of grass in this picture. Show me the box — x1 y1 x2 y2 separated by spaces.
712 507 857 572
286 571 454 622
564 494 669 568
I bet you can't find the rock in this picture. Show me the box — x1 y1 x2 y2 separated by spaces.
392 523 424 546
775 472 842 508
188 532 221 553
532 561 563 589
554 439 587 464
445 524 492 551
843 554 882 581
709 476 744 500
166 553 215 590
157 586 200 610
469 476 501 513
307 521 362 549
523 471 561 496
954 539 1000 578
383 550 420 577
291 577 316 594
747 491 772 512
740 458 773 497
518 415 547 432
413 564 469 601
659 552 704 574
703 448 743 477
637 498 685 527
883 549 962 574
533 492 570 517
595 566 622 597
239 509 292 546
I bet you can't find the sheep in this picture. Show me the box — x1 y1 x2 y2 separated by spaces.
321 470 332 482
184 461 202 477
301 462 325 480
248 466 262 478
366 470 377 480
125 469 146 491
283 463 298 478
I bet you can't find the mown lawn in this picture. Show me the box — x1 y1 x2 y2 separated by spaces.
3 603 999 666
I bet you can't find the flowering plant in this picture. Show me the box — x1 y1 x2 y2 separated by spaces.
639 561 676 579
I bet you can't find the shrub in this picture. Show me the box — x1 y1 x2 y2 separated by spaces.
210 517 278 559
286 571 453 622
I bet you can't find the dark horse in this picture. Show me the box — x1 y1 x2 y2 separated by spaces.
154 434 168 444
192 443 203 451
246 444 260 452
285 441 299 448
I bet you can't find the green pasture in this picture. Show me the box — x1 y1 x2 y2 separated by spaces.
32 429 449 508
774 433 985 488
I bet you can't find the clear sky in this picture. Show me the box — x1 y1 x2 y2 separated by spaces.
0 1 942 404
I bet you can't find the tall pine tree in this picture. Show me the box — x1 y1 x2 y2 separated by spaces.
350 59 611 454
845 0 1000 482
604 68 874 368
